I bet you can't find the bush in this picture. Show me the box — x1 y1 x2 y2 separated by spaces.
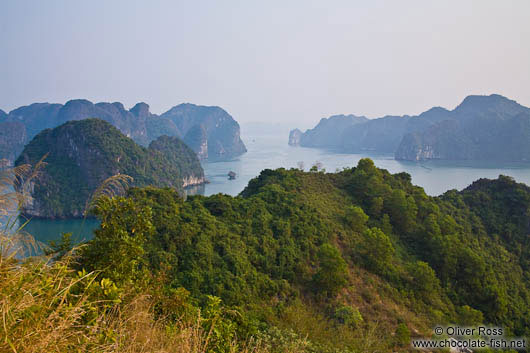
394 323 411 347
333 305 363 328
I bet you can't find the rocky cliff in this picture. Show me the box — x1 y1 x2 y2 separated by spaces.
1 100 246 162
15 119 204 219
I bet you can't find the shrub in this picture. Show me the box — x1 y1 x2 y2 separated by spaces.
333 305 363 328
394 323 411 347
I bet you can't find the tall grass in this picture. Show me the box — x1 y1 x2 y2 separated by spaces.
0 253 273 353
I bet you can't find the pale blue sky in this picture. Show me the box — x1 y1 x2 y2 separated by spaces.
1 0 529 128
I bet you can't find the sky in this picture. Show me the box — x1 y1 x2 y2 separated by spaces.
1 0 529 129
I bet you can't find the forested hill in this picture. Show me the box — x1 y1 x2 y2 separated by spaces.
78 159 530 351
15 119 204 219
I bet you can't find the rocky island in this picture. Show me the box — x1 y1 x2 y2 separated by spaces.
395 95 530 161
289 94 530 162
1 100 246 163
288 114 368 148
160 103 247 160
15 119 205 219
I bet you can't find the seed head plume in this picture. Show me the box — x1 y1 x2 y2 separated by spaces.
84 174 133 216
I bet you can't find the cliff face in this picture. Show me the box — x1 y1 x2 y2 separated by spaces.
0 122 27 163
15 119 204 219
161 103 247 160
1 100 246 162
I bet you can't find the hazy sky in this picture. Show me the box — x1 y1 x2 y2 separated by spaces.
1 0 529 128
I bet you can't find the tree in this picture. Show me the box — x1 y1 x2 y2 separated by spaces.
80 196 154 285
312 243 348 296
385 189 417 234
407 261 441 303
358 227 394 274
345 205 368 233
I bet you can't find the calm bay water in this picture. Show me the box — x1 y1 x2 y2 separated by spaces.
8 123 530 246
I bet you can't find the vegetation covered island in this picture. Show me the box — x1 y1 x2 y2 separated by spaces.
2 158 529 352
14 118 205 219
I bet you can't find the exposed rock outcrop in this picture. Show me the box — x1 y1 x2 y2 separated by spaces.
183 124 209 159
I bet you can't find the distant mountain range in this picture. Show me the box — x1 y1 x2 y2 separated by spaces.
289 94 530 162
0 99 247 163
15 119 204 219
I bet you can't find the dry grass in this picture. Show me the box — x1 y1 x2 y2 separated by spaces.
0 250 276 353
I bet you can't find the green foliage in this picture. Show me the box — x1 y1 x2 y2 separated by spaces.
408 261 440 294
79 196 155 285
457 305 484 326
357 227 394 274
344 206 368 233
312 243 349 296
201 295 240 353
394 323 411 347
333 305 363 328
44 232 73 259
76 158 530 345
385 189 417 234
